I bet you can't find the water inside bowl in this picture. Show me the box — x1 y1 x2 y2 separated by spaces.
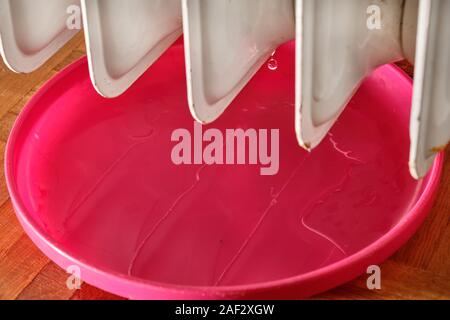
11 41 422 287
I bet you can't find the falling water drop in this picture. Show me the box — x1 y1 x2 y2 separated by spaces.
268 58 278 71
267 50 278 71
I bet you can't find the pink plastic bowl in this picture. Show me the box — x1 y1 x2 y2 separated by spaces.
5 41 443 299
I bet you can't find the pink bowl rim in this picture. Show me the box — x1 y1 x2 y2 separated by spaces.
4 57 445 297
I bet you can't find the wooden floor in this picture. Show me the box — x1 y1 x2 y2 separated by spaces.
0 33 449 300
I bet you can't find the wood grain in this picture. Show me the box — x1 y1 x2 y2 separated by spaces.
0 141 9 207
0 32 448 300
17 262 76 300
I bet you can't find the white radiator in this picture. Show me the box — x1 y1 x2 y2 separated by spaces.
0 0 448 178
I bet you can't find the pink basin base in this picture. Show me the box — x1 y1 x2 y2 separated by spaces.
5 41 443 299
